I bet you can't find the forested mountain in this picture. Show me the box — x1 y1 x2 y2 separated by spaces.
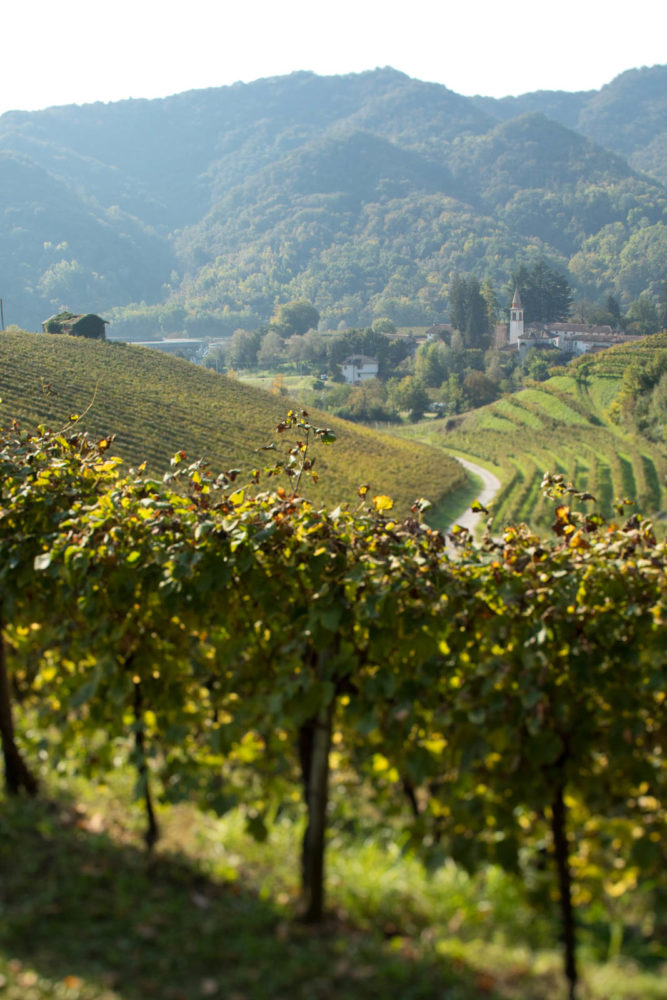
0 66 665 333
471 65 667 185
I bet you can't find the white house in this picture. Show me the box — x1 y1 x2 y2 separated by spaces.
542 323 642 356
341 355 379 384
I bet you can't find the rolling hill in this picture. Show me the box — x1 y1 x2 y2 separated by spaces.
395 335 667 532
0 331 465 516
0 66 664 333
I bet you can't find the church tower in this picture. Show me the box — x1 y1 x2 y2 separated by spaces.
509 287 524 345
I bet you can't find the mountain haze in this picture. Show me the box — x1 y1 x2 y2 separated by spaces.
0 66 665 333
472 65 667 185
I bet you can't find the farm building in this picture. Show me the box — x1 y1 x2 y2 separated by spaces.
42 312 108 340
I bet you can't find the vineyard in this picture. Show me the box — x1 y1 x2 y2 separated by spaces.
398 335 667 533
0 331 465 518
0 412 665 1000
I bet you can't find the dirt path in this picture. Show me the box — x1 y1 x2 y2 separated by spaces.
448 456 502 536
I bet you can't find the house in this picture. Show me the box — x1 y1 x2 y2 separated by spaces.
517 328 559 358
341 355 379 384
542 323 642 356
42 312 108 340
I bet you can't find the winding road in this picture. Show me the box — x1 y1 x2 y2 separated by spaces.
448 456 502 536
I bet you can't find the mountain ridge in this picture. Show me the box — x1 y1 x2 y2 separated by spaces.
1 65 664 332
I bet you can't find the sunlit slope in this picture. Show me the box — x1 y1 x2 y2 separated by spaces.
437 338 667 529
0 332 464 513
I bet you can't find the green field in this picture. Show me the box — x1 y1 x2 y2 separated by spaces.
0 332 465 517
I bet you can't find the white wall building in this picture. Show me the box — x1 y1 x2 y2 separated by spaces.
341 354 379 384
543 323 641 356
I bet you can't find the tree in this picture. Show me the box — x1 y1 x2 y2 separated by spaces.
510 260 573 323
257 331 285 367
464 276 489 349
481 278 500 332
333 380 399 424
227 328 261 368
270 300 320 338
448 275 490 348
449 274 467 333
522 348 553 382
414 341 450 387
606 294 623 327
626 294 660 337
371 317 397 335
462 370 499 408
658 280 667 332
204 344 227 372
387 376 430 421
439 372 465 414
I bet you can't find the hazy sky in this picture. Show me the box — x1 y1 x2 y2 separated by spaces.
2 0 665 116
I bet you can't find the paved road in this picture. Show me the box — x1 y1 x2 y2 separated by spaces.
448 456 502 536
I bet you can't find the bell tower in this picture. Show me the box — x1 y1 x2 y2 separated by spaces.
509 287 524 344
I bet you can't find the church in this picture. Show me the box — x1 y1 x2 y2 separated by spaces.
504 288 640 358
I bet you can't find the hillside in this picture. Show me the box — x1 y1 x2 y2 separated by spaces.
0 331 464 515
472 64 667 186
0 66 665 333
396 335 667 531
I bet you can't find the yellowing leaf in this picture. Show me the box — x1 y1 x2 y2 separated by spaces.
372 753 391 772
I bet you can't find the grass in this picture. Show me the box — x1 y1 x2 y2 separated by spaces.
237 373 317 394
516 388 590 427
0 332 464 517
1 775 665 1000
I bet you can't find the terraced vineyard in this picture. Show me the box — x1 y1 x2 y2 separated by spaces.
0 332 464 515
398 336 667 532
